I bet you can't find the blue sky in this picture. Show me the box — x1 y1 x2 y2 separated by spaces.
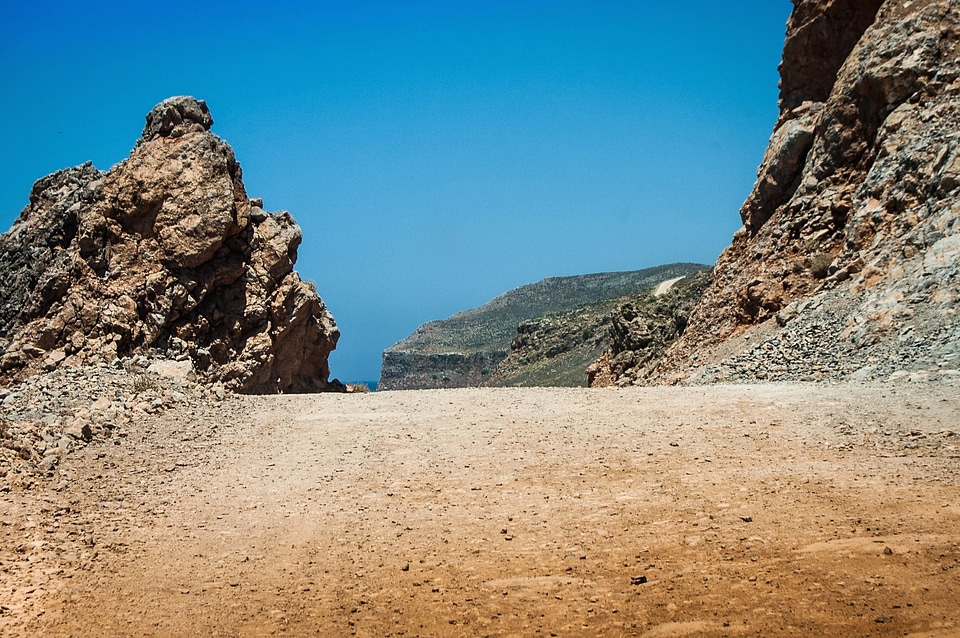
0 1 791 383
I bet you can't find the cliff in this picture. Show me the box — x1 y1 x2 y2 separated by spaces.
586 270 712 387
0 97 341 393
379 264 706 390
612 0 960 385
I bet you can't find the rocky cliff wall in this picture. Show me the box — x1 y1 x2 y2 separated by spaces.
637 0 960 385
588 270 712 387
0 97 341 393
380 351 508 391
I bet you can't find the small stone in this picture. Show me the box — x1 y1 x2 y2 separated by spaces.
39 455 59 472
631 576 648 585
883 546 893 555
147 360 195 381
64 421 92 441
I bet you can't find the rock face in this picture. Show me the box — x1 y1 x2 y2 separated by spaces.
587 271 712 387
485 299 620 388
380 264 707 390
0 96 341 393
634 0 960 385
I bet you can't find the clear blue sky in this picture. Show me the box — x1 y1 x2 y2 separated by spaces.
1 1 791 383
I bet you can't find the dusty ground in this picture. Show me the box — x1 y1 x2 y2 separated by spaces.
2 383 959 637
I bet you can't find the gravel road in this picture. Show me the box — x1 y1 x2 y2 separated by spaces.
2 383 959 637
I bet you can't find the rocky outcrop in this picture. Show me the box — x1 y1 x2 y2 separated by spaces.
0 96 341 393
587 271 711 387
640 0 960 385
379 264 707 390
483 298 620 388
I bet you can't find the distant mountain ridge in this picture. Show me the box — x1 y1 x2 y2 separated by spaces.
379 263 708 390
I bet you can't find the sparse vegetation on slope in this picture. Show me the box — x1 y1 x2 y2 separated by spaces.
379 263 708 390
482 298 622 387
588 270 713 387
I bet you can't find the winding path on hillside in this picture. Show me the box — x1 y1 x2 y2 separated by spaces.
654 276 685 297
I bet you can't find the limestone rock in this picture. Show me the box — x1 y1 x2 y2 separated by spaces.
587 271 712 387
0 96 340 393
146 360 196 382
643 0 960 385
139 95 214 142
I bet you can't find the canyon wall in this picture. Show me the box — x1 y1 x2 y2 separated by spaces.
611 0 960 385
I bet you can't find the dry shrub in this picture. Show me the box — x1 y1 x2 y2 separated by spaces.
808 252 833 279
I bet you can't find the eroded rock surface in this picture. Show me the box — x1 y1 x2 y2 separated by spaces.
0 96 340 393
638 0 960 385
587 271 712 387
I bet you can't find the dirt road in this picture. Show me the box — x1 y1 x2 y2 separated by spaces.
2 383 959 637
653 277 685 297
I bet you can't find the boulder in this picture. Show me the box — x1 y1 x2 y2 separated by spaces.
0 97 341 393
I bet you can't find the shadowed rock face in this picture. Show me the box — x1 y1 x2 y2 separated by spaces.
635 0 960 385
0 96 341 393
587 271 712 387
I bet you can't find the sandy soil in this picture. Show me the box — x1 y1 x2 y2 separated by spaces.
2 383 959 637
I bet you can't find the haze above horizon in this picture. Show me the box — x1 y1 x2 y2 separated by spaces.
0 1 792 383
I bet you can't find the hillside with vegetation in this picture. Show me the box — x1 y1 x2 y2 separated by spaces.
488 270 711 387
379 263 707 390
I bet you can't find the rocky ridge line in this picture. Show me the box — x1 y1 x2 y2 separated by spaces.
380 263 707 390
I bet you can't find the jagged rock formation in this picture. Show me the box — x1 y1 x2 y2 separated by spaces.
625 0 960 385
587 270 712 387
482 297 624 388
379 264 706 390
0 96 341 393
